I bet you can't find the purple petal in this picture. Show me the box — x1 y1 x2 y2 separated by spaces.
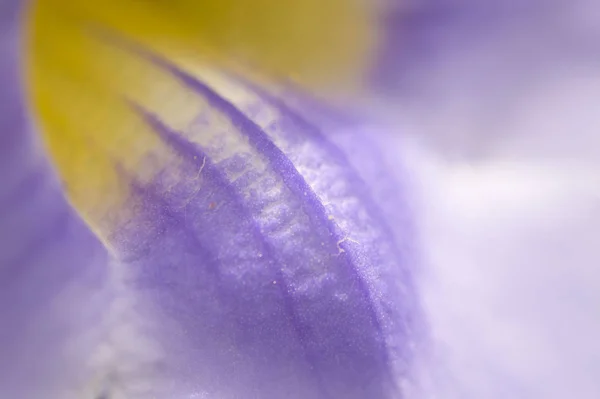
0 4 112 398
94 37 421 398
2 9 422 399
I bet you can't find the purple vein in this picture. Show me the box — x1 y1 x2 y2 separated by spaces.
130 104 334 398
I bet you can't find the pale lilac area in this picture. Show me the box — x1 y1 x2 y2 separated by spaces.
376 0 600 159
373 1 600 398
0 2 112 398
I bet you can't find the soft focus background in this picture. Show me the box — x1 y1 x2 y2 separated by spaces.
378 1 600 398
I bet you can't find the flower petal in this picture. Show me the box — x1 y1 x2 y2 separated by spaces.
27 21 421 397
24 3 424 397
0 4 113 398
25 0 383 233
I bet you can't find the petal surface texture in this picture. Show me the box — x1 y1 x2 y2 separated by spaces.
27 0 384 231
22 2 420 398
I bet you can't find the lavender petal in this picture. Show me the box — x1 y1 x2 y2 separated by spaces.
0 4 112 398
100 39 420 399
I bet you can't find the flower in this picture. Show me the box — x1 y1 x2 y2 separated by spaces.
7 1 600 398
1 1 419 398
